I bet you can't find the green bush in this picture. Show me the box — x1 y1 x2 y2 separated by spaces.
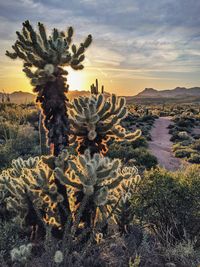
0 124 40 169
132 166 200 245
192 140 200 152
188 153 200 164
175 149 193 158
108 142 157 170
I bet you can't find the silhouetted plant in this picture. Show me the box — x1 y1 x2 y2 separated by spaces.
6 20 92 156
90 78 104 95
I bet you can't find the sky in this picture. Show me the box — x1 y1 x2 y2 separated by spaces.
0 0 200 96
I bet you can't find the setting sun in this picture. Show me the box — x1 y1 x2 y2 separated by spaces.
66 68 86 91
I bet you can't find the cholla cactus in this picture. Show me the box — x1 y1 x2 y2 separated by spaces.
6 21 92 156
0 150 139 233
54 250 64 264
68 94 141 154
10 243 32 264
54 149 139 227
0 157 48 237
114 174 141 234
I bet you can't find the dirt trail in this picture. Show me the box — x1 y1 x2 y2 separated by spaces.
193 126 200 135
148 117 181 171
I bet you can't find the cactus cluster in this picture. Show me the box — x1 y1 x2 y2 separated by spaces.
90 79 104 95
68 94 141 154
0 157 47 232
6 21 92 155
3 21 142 250
55 149 139 226
0 149 139 232
0 155 67 230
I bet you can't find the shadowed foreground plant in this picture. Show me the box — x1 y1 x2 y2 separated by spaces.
0 150 140 237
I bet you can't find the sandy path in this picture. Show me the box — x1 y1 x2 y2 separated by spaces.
148 117 181 171
193 126 200 135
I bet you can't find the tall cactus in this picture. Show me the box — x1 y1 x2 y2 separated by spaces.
6 20 92 156
68 94 141 155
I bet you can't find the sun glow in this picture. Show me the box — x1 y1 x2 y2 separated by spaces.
66 68 86 91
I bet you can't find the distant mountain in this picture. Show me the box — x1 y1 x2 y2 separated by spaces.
0 90 97 104
0 91 35 104
2 87 200 105
135 87 200 99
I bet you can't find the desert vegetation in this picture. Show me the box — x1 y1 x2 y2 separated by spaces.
0 21 200 267
169 111 200 164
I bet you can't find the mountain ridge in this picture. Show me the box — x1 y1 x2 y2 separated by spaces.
1 86 200 104
135 86 200 98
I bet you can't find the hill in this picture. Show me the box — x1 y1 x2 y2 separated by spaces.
0 90 92 104
0 91 35 104
127 87 200 104
1 87 200 105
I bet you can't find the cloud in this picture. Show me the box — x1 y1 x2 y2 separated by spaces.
0 0 200 94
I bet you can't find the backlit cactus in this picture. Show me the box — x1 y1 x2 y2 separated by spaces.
113 173 141 234
11 243 32 264
52 149 139 228
68 94 141 154
90 78 104 95
0 149 140 232
6 21 92 156
2 21 143 247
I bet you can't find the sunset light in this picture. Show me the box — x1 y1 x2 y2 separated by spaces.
65 68 86 91
1 1 200 265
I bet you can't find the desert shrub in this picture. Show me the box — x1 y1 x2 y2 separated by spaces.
130 136 148 149
11 124 40 156
193 133 200 140
177 131 190 140
132 166 200 245
0 220 28 263
192 140 200 151
188 153 200 164
25 109 39 128
163 239 200 267
0 143 18 169
133 148 157 170
0 124 40 169
108 143 157 170
0 121 19 142
168 124 174 129
122 112 155 140
175 149 192 158
180 139 194 146
172 141 193 153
